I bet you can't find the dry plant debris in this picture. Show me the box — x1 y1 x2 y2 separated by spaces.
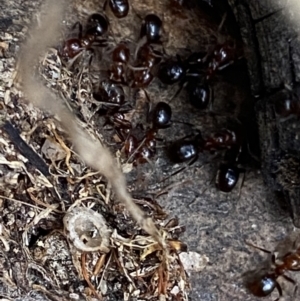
0 0 205 300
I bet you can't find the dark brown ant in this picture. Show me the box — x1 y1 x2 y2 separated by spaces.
136 129 157 164
129 69 154 88
99 104 132 141
109 43 131 83
124 102 172 164
109 43 155 88
203 128 240 152
124 128 157 164
95 16 162 88
108 112 132 131
104 0 129 18
243 235 300 300
129 45 163 88
124 134 138 157
155 53 215 116
136 44 162 71
215 163 240 192
215 146 243 192
157 54 209 105
168 127 240 163
133 13 164 86
93 79 125 106
59 13 109 60
206 40 242 80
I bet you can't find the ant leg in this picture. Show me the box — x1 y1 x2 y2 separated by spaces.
208 85 214 112
247 142 261 163
171 120 197 128
85 48 95 66
72 22 83 39
127 65 148 71
272 282 282 301
282 273 297 287
170 80 187 101
134 36 147 60
103 0 108 11
66 51 84 69
237 168 246 198
188 158 222 207
244 241 272 254
126 136 147 164
162 155 199 184
143 89 153 123
292 284 298 300
253 8 284 24
217 13 227 33
93 39 108 47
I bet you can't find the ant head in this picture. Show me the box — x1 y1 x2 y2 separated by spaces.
140 14 163 43
86 13 109 37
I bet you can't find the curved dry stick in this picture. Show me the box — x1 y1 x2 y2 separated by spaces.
17 0 162 245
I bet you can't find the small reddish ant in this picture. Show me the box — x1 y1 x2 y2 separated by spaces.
136 44 162 71
108 42 158 88
124 102 172 164
206 40 242 80
168 127 241 163
129 14 164 87
157 54 214 109
59 13 109 60
203 128 241 152
244 234 300 300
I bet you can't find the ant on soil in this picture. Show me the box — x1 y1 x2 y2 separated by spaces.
205 40 242 80
244 234 300 300
157 39 242 99
155 16 243 118
131 14 164 88
109 41 161 88
124 101 172 165
167 126 245 193
59 13 109 61
93 79 126 106
215 145 244 193
123 14 165 87
107 16 164 96
157 54 215 113
168 127 241 163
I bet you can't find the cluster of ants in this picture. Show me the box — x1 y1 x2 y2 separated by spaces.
58 1 244 193
55 2 300 300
